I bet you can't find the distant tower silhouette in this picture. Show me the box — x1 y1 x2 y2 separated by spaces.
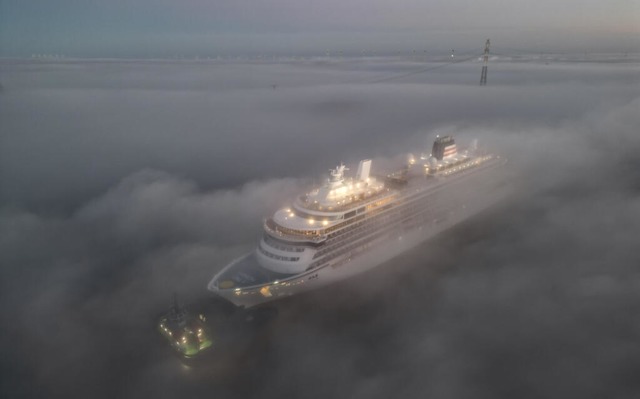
480 39 490 86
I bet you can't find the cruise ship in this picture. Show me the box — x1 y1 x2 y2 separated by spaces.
208 136 508 308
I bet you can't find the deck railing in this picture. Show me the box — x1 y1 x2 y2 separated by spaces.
263 219 327 243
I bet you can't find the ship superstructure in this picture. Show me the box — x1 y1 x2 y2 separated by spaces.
208 136 508 307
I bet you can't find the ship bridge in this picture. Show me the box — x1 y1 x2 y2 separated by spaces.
298 160 385 211
265 160 391 240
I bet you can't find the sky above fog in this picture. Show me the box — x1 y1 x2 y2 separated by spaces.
1 0 639 57
1 55 639 398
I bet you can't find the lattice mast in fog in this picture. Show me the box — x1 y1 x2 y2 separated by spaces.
480 39 490 85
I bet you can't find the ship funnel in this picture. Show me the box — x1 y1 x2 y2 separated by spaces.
356 159 371 181
432 135 457 160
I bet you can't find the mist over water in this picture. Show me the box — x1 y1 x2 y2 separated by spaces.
1 55 639 398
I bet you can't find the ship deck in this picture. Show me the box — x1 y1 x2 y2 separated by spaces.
215 252 294 289
296 187 391 213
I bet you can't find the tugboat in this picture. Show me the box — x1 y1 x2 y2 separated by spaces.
157 294 213 358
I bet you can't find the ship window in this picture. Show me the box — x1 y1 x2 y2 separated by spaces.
258 246 300 261
291 209 342 221
344 210 356 219
263 235 306 252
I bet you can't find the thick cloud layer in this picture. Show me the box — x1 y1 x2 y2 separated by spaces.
1 56 639 398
